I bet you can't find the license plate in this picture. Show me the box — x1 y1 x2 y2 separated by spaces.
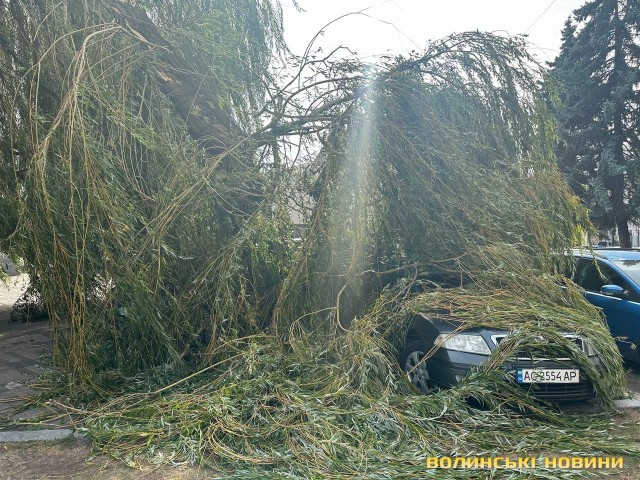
517 368 580 384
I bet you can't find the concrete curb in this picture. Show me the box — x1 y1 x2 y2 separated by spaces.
0 399 635 444
614 398 640 409
0 428 73 443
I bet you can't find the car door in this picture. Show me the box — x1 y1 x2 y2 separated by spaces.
574 258 639 362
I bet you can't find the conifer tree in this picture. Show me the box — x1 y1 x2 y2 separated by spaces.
551 0 640 247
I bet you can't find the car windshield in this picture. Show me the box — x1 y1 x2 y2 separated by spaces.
610 259 640 286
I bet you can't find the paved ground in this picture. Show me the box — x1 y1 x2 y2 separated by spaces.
0 275 52 421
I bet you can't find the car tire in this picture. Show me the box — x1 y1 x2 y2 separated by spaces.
400 340 433 394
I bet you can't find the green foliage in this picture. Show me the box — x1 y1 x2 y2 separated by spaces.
275 36 591 334
0 0 288 380
82 335 634 479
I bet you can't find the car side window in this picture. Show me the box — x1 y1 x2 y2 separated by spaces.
575 259 623 291
574 258 640 301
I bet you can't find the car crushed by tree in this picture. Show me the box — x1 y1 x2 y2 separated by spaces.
0 0 635 477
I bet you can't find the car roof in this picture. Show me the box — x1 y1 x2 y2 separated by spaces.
572 248 640 261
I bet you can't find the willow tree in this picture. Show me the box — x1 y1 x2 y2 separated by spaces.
1 0 288 379
0 1 635 477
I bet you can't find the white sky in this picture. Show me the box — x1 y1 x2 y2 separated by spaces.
283 0 586 63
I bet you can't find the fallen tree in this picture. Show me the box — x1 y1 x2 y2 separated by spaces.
0 0 635 477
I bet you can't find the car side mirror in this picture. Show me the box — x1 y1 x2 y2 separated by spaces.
600 284 625 298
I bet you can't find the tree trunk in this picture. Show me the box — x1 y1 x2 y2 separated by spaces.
617 220 631 248
105 0 243 157
613 173 631 247
611 1 631 249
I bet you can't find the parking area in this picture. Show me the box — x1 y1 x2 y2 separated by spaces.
0 275 50 417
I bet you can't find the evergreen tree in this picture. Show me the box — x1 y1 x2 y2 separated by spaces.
551 0 640 247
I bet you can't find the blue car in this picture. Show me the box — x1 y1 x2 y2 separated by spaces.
571 248 640 364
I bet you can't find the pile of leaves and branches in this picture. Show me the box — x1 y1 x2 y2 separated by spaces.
0 0 636 477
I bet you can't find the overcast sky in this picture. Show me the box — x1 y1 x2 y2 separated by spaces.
283 0 586 63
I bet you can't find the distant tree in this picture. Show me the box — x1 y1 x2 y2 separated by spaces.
551 0 640 247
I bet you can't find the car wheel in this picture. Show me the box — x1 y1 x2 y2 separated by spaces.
400 340 433 394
